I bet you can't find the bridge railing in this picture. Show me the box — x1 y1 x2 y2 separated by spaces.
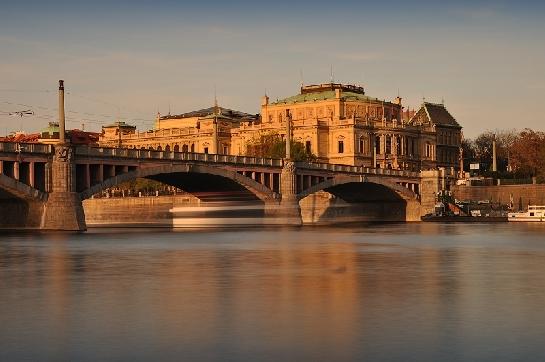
74 146 419 177
295 161 420 178
0 142 53 154
75 146 283 167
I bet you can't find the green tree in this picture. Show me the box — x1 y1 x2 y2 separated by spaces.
245 132 316 161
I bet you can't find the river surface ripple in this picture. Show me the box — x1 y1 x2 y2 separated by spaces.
1 223 545 361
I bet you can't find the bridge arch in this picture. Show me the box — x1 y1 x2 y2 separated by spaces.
0 174 47 202
297 175 418 202
297 175 420 223
0 174 47 228
79 163 278 202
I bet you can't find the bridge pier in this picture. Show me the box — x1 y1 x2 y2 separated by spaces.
41 145 86 231
265 161 302 225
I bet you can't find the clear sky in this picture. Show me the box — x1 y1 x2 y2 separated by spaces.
0 0 544 137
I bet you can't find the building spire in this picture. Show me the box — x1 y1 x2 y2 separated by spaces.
213 85 219 115
330 64 334 83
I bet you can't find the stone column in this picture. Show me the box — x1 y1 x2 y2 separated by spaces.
372 135 377 168
265 161 302 225
13 162 20 180
492 137 497 172
45 162 52 192
41 145 86 231
29 161 35 188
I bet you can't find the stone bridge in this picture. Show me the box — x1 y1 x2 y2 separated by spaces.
0 142 445 231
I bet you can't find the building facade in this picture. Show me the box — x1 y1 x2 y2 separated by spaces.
99 83 462 171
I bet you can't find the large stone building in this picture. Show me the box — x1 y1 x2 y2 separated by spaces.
99 83 462 171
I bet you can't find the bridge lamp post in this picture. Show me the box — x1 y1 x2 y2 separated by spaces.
285 111 292 160
58 80 67 144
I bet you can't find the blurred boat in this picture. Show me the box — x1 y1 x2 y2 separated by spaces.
170 202 275 227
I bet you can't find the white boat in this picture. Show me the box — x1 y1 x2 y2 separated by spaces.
169 202 286 227
508 205 545 222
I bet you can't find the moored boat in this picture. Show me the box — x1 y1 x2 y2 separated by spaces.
508 205 545 222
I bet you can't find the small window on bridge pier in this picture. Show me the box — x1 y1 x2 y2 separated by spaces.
338 140 344 154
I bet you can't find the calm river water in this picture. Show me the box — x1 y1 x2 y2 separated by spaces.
2 223 545 361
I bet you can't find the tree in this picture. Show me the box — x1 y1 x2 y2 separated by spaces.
472 129 516 172
245 132 316 161
461 138 476 171
509 129 545 177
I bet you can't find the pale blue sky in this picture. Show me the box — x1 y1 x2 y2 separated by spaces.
0 0 544 137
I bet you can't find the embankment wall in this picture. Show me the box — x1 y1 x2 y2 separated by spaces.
451 184 545 208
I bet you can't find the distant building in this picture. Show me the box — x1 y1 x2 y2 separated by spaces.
99 83 462 171
37 122 100 145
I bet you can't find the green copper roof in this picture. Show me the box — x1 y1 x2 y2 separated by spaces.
41 122 59 134
103 121 136 129
272 90 375 105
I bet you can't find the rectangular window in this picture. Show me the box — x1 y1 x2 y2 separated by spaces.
305 141 311 154
204 147 209 154
338 140 344 154
223 146 228 154
359 139 365 153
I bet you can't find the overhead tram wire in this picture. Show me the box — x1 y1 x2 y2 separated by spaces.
0 88 155 120
1 100 155 125
0 90 157 131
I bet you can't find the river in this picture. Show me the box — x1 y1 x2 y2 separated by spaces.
1 223 545 361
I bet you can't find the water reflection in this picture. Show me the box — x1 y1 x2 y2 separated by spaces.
1 224 545 361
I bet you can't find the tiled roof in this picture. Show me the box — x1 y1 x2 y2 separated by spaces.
409 102 460 128
0 133 40 143
424 102 460 127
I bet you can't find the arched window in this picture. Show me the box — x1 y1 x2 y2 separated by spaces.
165 145 171 152
182 144 189 152
148 146 154 150
190 144 195 152
174 144 180 152
157 146 162 151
